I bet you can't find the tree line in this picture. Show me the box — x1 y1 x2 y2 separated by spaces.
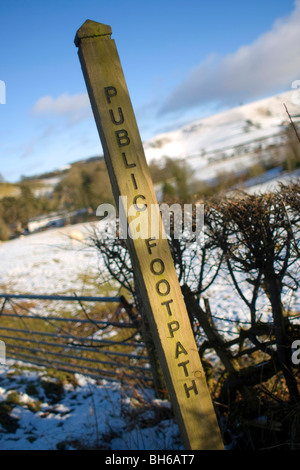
1 120 298 241
0 160 114 240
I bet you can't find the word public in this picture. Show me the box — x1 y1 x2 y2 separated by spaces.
97 86 204 242
101 85 201 400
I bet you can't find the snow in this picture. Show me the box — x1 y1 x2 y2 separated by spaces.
0 224 184 450
145 91 298 159
0 223 100 295
243 167 300 195
0 361 182 450
144 90 300 182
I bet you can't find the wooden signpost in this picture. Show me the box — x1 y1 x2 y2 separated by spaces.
75 20 224 450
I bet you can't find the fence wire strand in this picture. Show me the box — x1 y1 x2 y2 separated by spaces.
0 293 152 384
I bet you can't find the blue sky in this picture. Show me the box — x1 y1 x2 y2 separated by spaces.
0 0 299 182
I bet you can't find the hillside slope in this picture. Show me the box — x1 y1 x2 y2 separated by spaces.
144 90 300 183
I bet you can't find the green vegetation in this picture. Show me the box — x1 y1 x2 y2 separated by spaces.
0 183 20 199
149 157 195 202
53 159 113 211
0 159 113 240
283 123 300 171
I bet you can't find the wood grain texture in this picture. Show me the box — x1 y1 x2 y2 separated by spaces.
75 20 224 450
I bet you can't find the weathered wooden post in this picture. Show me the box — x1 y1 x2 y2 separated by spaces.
75 20 224 450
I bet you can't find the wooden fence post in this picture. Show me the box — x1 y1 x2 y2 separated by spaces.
74 20 224 450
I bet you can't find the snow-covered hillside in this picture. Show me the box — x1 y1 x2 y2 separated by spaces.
24 90 300 198
144 90 300 183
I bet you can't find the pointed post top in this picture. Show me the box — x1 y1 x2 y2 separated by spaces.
74 20 112 47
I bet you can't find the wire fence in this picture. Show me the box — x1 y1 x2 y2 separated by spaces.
0 293 153 385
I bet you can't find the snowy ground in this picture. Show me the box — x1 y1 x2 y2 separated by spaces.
0 214 299 450
0 223 184 450
0 360 182 450
0 222 103 296
243 167 300 195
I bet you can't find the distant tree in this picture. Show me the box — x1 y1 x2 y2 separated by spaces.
18 185 38 224
53 161 113 211
0 217 11 240
162 180 176 201
0 197 19 225
149 157 194 203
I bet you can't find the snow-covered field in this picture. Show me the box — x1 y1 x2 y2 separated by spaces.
0 361 181 450
0 220 299 450
0 223 101 296
0 223 184 450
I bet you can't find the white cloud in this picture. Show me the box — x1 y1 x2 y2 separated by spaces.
32 92 91 124
160 1 300 115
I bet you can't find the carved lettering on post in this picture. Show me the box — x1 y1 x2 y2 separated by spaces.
74 20 224 450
